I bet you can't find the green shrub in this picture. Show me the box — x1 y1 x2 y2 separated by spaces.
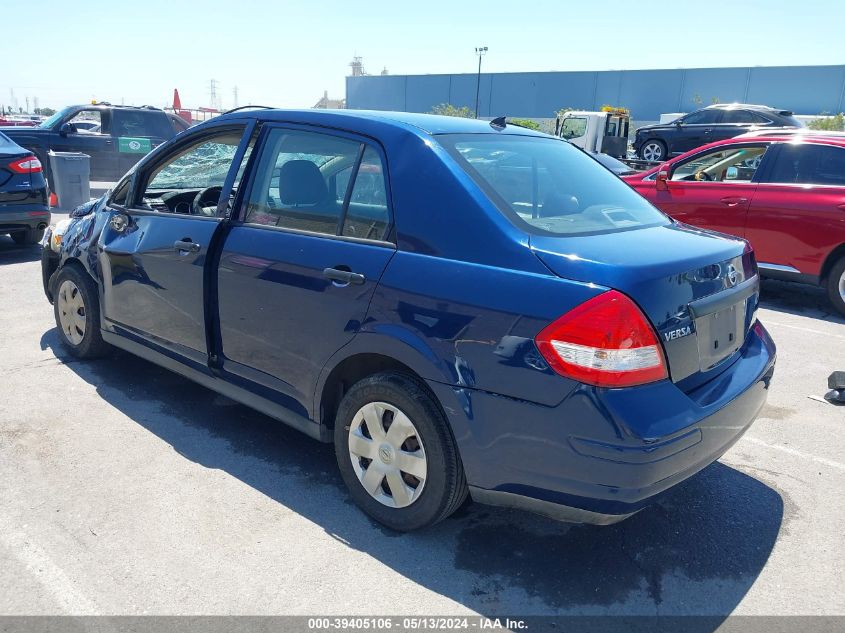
508 118 541 130
807 113 845 131
430 104 473 118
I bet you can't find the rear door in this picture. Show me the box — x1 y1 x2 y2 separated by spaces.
216 125 395 415
98 122 252 366
112 109 175 179
652 143 771 238
746 142 845 277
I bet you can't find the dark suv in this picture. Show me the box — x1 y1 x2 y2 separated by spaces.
634 104 802 161
0 103 189 183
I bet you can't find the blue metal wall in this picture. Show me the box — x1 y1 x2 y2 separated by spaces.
346 65 845 119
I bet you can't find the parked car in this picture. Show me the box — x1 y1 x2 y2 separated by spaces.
623 133 845 315
633 104 803 162
0 132 49 245
0 103 190 184
41 110 775 531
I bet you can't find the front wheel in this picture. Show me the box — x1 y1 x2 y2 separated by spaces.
640 140 666 162
826 257 845 317
53 265 110 358
334 372 467 531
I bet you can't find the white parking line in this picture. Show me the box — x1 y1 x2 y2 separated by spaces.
1 529 98 614
763 319 845 340
741 436 845 472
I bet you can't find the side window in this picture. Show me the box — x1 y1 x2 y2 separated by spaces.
341 146 390 240
137 128 246 215
721 110 763 124
682 110 721 125
110 177 130 206
560 117 587 139
244 128 361 236
671 145 768 182
67 110 104 134
768 144 845 186
112 110 173 139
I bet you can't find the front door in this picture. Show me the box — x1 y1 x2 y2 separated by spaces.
672 109 723 155
216 125 395 415
98 123 251 366
654 143 770 238
52 108 118 181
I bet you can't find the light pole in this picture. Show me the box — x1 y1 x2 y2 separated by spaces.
474 46 488 119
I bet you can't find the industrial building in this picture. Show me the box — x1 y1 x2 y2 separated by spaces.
346 64 845 125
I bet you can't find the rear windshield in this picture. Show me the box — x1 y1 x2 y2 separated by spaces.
439 134 669 236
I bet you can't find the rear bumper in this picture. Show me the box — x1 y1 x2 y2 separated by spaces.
0 205 50 232
429 322 776 524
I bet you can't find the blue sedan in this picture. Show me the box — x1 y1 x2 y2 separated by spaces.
41 109 776 531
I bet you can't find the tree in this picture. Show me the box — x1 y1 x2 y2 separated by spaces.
807 113 845 131
430 103 473 118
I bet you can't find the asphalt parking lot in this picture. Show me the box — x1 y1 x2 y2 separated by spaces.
1 223 843 618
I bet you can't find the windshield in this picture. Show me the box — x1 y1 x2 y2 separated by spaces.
39 107 73 129
439 134 669 236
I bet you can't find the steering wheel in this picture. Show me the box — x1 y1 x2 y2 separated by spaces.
192 186 223 216
694 171 713 182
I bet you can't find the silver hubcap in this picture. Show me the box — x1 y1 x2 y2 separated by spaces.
348 402 427 508
57 280 86 345
643 143 663 161
838 269 845 302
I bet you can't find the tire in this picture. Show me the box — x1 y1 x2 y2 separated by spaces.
639 139 666 162
53 265 110 359
334 371 468 531
11 228 44 246
826 256 845 317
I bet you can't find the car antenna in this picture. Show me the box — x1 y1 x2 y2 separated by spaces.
489 116 507 130
223 105 275 115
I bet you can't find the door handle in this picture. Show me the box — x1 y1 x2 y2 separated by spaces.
837 203 845 211
174 239 201 253
323 267 365 285
720 196 748 207
704 128 712 133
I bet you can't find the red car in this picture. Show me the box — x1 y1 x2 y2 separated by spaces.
624 133 845 315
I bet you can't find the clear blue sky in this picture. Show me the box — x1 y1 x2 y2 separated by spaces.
2 0 842 112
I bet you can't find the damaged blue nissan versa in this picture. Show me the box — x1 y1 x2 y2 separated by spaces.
41 109 776 531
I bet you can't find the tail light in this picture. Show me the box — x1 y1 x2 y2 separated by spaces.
535 290 668 388
7 156 43 174
741 239 757 279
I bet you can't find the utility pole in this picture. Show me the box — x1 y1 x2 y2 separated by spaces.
474 47 488 119
209 79 219 111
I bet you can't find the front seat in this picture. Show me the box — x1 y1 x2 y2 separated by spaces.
277 160 329 207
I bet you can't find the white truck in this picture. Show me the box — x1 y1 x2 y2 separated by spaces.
554 107 631 158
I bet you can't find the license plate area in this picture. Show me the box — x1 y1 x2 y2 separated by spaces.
695 302 745 371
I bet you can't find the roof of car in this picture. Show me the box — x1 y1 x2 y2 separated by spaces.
704 103 783 112
215 108 550 137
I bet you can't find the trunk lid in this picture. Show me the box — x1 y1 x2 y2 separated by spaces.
531 222 759 389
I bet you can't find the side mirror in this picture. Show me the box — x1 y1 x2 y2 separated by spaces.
59 122 77 137
656 169 670 191
675 119 683 127
725 166 739 180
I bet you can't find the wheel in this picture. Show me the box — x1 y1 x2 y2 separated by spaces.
53 265 110 359
640 140 666 162
10 228 44 246
334 371 468 531
826 256 845 317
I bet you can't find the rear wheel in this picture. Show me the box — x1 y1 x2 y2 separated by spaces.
826 257 845 317
640 140 666 162
334 371 467 531
53 265 110 358
11 228 44 246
